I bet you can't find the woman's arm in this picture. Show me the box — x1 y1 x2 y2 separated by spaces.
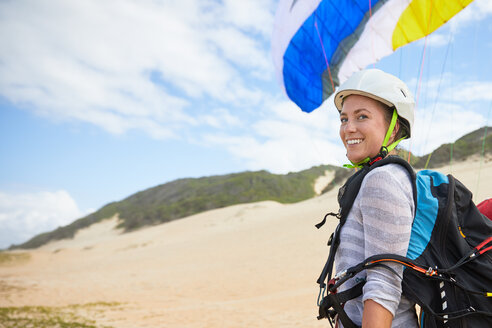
362 299 393 328
358 165 415 326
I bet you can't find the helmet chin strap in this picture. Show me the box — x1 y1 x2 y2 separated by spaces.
344 109 406 169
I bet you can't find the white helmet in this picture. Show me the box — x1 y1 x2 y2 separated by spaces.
334 69 415 137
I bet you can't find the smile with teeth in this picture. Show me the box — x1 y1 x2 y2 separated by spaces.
347 139 363 145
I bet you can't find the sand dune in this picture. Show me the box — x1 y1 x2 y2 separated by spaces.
1 158 491 327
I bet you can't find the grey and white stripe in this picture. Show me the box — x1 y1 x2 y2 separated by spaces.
335 164 418 327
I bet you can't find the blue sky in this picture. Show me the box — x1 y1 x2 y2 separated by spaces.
1 0 491 249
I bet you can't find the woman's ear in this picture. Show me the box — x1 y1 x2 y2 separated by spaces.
390 120 400 143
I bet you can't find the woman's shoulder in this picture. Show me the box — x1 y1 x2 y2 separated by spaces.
358 162 415 214
366 162 412 179
361 162 413 194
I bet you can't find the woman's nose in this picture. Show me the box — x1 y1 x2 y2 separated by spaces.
344 119 356 132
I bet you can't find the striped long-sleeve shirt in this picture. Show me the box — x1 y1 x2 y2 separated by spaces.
335 163 418 327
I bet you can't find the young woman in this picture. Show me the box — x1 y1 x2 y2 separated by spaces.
333 69 418 327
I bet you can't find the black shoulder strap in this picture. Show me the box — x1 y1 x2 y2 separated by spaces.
316 166 368 287
371 156 417 208
338 155 416 218
339 155 415 226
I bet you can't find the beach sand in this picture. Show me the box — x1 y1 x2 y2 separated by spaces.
1 157 491 327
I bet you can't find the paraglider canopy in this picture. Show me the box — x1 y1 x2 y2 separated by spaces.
272 0 473 113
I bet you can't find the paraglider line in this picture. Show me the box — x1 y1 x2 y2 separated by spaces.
415 38 428 111
369 0 375 68
409 0 434 163
421 0 434 79
407 36 428 163
423 31 453 169
314 17 335 94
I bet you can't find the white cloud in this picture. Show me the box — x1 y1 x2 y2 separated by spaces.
198 108 242 129
448 81 492 102
408 75 492 108
0 0 274 138
204 132 346 174
202 98 347 173
399 75 489 155
407 103 484 155
0 190 88 249
425 33 451 47
448 0 492 32
207 27 272 79
221 0 276 38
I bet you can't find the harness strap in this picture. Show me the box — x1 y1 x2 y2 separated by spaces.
443 236 492 272
401 278 492 321
315 212 339 229
318 280 365 328
317 224 341 287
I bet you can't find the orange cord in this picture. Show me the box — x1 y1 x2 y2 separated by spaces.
369 258 437 276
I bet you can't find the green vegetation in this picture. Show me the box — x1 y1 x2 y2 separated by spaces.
0 252 30 265
392 148 422 167
411 126 492 169
12 165 346 249
0 302 119 328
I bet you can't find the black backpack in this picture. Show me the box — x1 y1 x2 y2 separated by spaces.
315 156 492 328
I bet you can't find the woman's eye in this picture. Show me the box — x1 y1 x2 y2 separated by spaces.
357 114 368 120
340 117 348 123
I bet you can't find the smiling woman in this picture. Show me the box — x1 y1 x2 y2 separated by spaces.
323 69 418 328
339 95 394 164
335 69 414 167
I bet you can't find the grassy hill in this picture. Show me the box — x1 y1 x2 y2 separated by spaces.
394 126 491 168
412 126 492 169
11 164 347 250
